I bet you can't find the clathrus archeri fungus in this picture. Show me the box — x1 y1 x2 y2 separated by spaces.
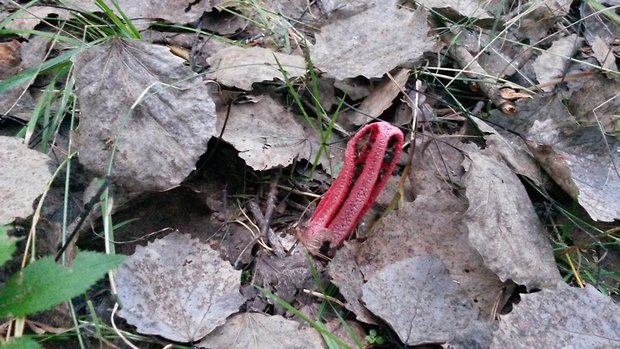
298 121 404 256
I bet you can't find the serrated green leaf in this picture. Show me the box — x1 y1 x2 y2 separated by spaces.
0 251 125 317
0 226 19 267
0 336 40 349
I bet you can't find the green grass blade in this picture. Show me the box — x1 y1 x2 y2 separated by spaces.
0 48 79 92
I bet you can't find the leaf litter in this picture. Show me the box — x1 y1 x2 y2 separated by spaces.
116 232 245 342
2 0 620 347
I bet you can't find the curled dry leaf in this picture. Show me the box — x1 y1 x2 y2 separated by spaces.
311 0 434 79
348 68 410 126
490 95 620 221
492 283 620 347
116 232 245 343
72 38 217 191
0 136 52 224
197 312 324 349
462 151 561 289
206 46 306 91
362 256 477 346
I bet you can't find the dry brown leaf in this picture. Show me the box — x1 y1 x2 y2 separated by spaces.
197 312 324 349
1 36 51 121
498 88 533 100
72 38 217 191
349 68 410 126
462 151 561 289
0 40 21 79
470 116 542 184
2 6 70 38
568 74 620 134
328 142 504 328
217 95 338 173
490 95 620 222
532 34 582 92
362 256 478 345
206 46 306 91
116 232 245 343
0 136 52 224
328 242 379 324
65 0 216 24
492 283 620 347
311 1 434 79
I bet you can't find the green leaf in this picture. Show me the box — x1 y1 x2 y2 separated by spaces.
0 226 19 267
0 251 125 317
0 336 41 349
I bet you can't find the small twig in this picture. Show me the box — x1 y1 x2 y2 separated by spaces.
302 289 346 307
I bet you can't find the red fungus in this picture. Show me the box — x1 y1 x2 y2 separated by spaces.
299 121 404 256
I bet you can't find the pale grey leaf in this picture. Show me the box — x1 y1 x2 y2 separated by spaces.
492 284 620 348
217 95 337 173
0 136 52 224
362 256 477 345
116 232 245 342
206 46 306 91
311 1 434 79
197 313 323 349
462 151 561 289
73 38 217 191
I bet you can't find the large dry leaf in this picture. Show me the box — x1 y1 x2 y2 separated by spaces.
311 1 434 79
73 38 217 191
206 46 306 91
362 256 477 345
217 95 338 173
116 232 245 342
64 0 216 24
489 95 620 222
462 151 561 289
492 283 620 347
532 34 581 92
197 313 324 349
0 136 52 224
329 140 503 326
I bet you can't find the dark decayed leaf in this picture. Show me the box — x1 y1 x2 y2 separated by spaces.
492 283 620 347
462 151 561 289
116 232 245 343
197 312 324 349
0 251 125 317
0 136 52 225
362 256 477 345
72 38 217 191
